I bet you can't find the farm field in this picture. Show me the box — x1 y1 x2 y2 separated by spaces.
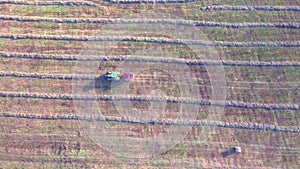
0 0 299 168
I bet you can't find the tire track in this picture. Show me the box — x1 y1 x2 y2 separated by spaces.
0 15 299 29
1 52 300 66
200 6 300 12
0 91 298 110
0 112 299 133
0 0 97 6
0 34 299 47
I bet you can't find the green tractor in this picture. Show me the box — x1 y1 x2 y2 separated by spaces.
105 72 134 82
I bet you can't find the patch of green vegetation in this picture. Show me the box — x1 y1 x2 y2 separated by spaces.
15 6 70 16
0 38 6 46
194 0 297 6
202 28 299 42
184 10 298 23
218 47 300 62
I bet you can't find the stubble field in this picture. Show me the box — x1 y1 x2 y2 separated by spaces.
0 0 299 168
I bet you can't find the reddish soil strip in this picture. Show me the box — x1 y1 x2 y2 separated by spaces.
3 116 298 168
0 15 299 28
212 47 300 62
224 107 299 126
200 6 300 12
0 77 75 94
0 0 97 6
0 39 84 54
227 87 299 103
0 118 298 168
225 66 300 83
217 0 299 6
208 127 300 149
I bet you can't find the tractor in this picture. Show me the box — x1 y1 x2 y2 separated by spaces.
105 72 134 82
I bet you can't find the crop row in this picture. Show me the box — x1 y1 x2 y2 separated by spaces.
0 0 97 6
0 15 299 29
1 34 299 47
0 112 299 133
107 0 196 3
1 52 300 67
0 71 95 80
200 6 300 12
1 71 298 91
0 91 298 110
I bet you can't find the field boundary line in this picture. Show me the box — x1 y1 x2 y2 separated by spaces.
1 52 300 66
0 0 97 6
0 91 298 110
200 6 300 12
0 34 299 47
0 112 299 133
0 15 299 29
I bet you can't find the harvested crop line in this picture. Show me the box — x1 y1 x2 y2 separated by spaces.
0 91 298 110
1 52 300 66
0 0 97 6
1 34 299 47
1 112 299 133
0 71 95 80
0 71 298 90
0 15 299 29
107 0 196 3
200 6 300 12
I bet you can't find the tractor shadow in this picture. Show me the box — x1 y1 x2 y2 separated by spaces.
83 75 124 92
222 148 236 157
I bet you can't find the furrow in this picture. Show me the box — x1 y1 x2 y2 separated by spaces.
0 91 298 110
1 52 300 66
0 0 97 6
0 34 299 47
0 15 299 29
0 112 299 133
200 6 300 12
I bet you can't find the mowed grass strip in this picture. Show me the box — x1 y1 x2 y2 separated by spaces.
1 20 299 41
195 0 299 6
0 57 299 83
0 3 299 23
0 117 299 168
1 33 299 47
223 107 300 126
0 0 98 6
1 42 299 62
0 39 84 54
0 99 299 126
0 71 298 104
